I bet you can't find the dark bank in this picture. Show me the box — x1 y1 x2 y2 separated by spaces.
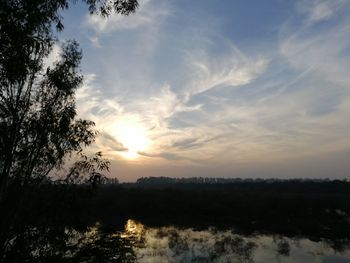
1 177 350 262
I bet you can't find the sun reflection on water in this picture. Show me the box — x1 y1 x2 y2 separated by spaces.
115 220 350 263
121 219 145 241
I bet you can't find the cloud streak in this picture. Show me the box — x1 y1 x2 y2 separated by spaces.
296 0 347 25
85 0 170 33
66 0 350 180
184 47 267 97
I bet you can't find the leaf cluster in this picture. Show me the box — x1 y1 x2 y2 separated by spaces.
0 0 138 188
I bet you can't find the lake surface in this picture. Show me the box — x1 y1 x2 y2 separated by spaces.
106 219 350 263
4 218 350 262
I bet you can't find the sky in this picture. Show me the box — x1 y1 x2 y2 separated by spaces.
57 0 350 182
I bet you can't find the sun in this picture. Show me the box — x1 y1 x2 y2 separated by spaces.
113 119 150 160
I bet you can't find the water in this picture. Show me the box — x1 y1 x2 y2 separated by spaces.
4 219 350 262
118 219 350 263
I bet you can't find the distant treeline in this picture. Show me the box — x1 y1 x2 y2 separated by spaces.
1 177 350 255
89 178 350 242
135 176 343 185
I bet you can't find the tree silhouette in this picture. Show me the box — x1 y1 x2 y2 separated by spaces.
0 1 138 260
0 0 138 196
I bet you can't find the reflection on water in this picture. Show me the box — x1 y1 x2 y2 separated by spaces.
119 219 350 263
3 219 350 262
122 219 145 241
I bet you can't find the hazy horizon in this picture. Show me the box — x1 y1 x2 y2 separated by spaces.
57 0 350 182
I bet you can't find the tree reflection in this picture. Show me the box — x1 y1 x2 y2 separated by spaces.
120 220 350 263
2 219 350 262
69 223 135 263
327 238 350 254
124 219 257 263
275 237 291 257
211 236 257 263
2 224 135 263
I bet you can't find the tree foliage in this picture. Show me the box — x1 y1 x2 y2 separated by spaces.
0 0 138 260
0 0 138 193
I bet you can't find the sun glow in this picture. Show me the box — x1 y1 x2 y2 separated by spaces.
113 119 150 160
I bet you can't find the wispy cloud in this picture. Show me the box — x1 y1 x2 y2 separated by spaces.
85 0 170 33
42 43 61 69
138 151 188 161
69 0 350 180
184 47 267 97
296 0 347 25
132 85 201 129
281 0 350 87
99 132 128 152
88 36 101 48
